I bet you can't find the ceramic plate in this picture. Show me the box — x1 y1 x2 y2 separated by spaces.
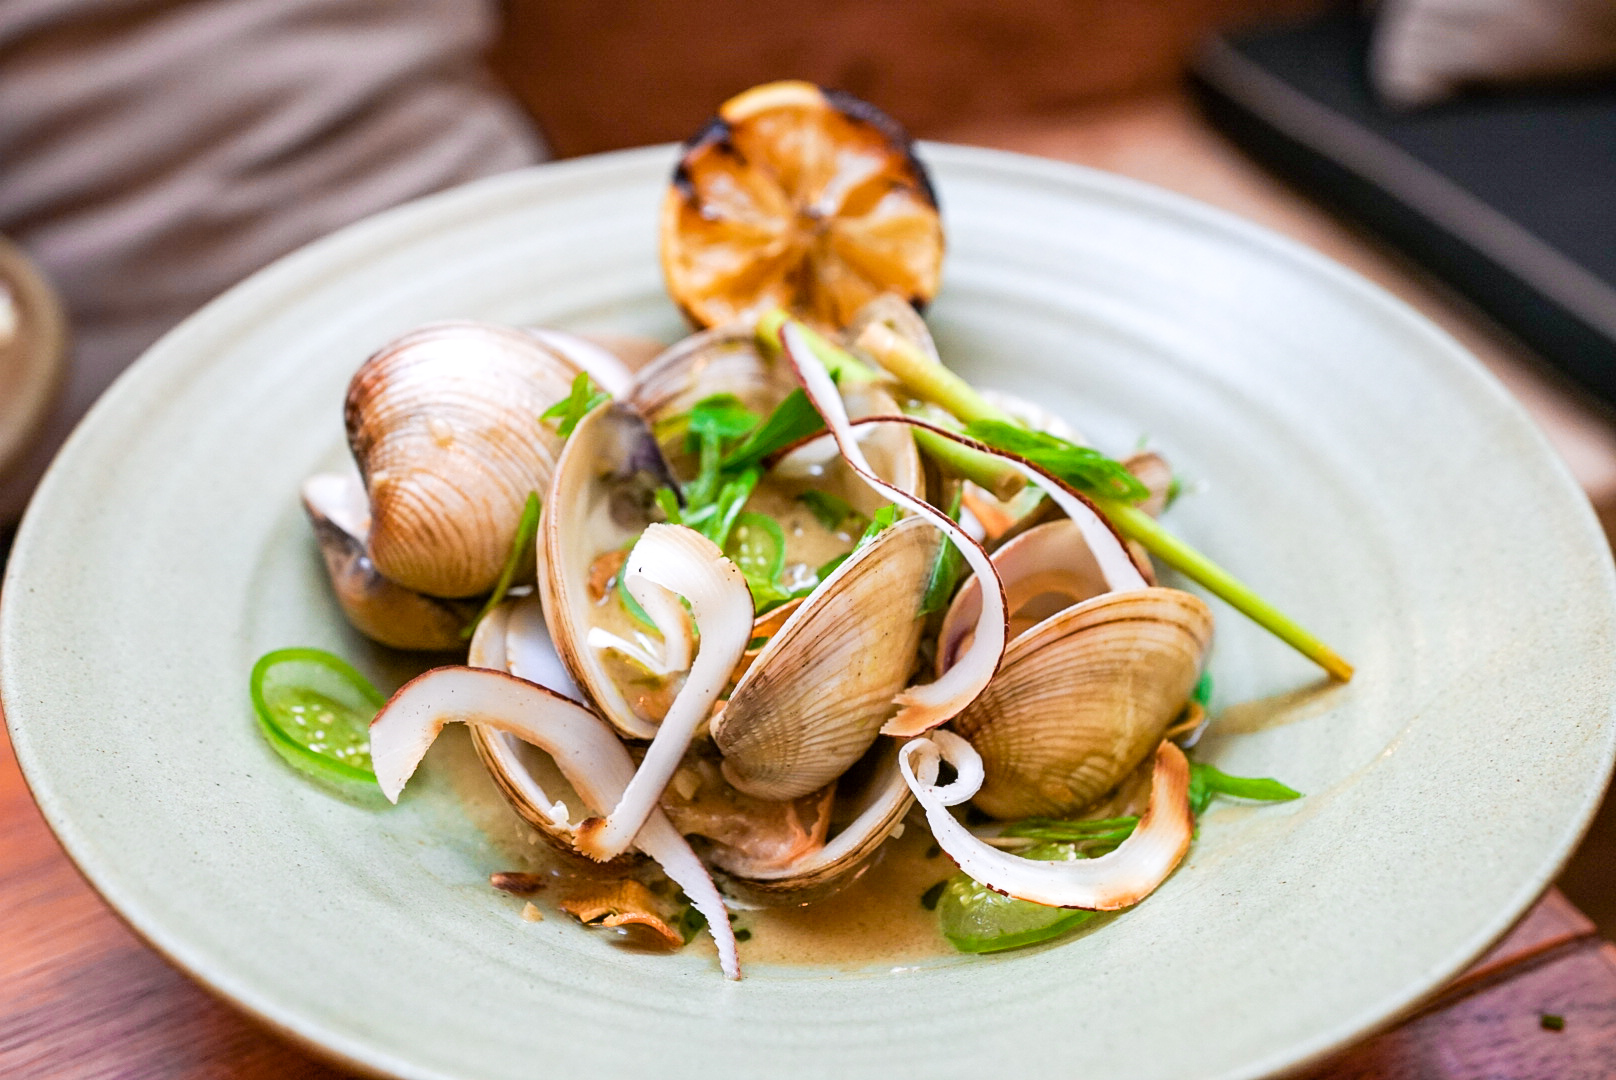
5 145 1614 1080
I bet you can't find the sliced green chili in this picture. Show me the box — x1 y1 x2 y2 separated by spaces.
250 647 384 787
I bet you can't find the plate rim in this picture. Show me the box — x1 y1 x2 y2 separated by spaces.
5 140 1614 1080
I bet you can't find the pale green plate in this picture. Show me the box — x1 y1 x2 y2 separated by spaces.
5 145 1614 1079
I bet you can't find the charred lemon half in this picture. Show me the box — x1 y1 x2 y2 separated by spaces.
661 80 944 331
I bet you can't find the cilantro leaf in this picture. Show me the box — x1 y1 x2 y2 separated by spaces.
722 389 825 471
685 394 760 446
540 372 609 437
858 504 901 544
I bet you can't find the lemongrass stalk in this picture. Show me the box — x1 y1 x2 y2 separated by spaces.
848 313 1354 681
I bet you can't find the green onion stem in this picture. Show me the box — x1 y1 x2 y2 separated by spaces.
1095 499 1354 681
856 323 1018 425
835 313 1353 681
912 428 1026 501
758 308 877 384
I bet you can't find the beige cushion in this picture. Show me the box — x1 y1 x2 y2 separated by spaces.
1371 0 1616 106
0 0 545 523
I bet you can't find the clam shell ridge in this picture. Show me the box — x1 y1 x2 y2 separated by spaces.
346 321 579 598
712 515 941 801
301 472 473 651
952 586 1213 819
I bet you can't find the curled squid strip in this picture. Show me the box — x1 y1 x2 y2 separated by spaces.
573 524 754 862
369 666 740 979
899 730 1193 911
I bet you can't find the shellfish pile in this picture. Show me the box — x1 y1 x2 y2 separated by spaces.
317 302 1219 979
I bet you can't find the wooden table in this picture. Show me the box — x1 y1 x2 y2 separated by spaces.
5 90 1616 1078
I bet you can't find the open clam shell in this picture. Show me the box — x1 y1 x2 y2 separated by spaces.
345 321 580 598
539 400 684 740
939 518 1213 819
466 596 615 860
709 739 916 906
544 326 927 763
712 516 939 800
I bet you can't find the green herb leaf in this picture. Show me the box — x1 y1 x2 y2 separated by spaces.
701 467 761 550
681 394 759 509
1187 761 1302 816
797 489 859 531
653 486 684 525
686 393 760 446
1191 670 1214 709
858 504 901 544
250 648 385 788
920 879 949 911
1541 1013 1566 1031
460 492 542 641
733 928 753 942
722 388 825 471
540 371 609 437
963 420 1150 503
919 487 965 616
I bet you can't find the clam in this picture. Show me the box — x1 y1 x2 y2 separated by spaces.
537 401 687 740
544 324 932 792
301 472 474 651
939 518 1213 819
469 594 913 904
705 739 915 905
712 516 939 799
345 321 581 598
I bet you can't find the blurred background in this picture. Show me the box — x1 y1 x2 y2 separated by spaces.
1 0 1614 1051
